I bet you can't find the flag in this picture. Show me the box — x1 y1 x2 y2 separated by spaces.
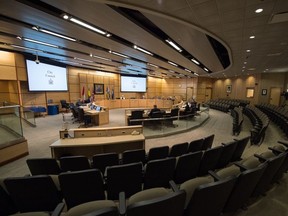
88 87 91 97
82 86 85 100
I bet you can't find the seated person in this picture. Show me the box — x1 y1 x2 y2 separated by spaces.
148 105 161 117
76 98 84 107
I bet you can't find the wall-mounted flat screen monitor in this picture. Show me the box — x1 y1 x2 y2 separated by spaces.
26 59 68 91
120 75 147 93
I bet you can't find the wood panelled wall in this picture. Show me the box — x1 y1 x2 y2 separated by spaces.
1 51 288 108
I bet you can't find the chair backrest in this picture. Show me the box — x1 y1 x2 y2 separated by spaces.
151 111 163 118
144 157 176 189
185 176 237 216
126 190 186 216
223 163 267 213
4 175 62 213
198 146 223 176
59 155 91 172
272 151 288 183
78 108 85 122
71 107 79 118
60 100 68 108
92 152 119 174
201 134 215 150
170 108 179 117
131 110 144 119
231 136 250 162
26 158 61 175
174 151 203 184
58 169 106 210
216 140 238 169
147 146 169 161
0 184 17 215
106 162 143 200
169 142 188 157
188 138 204 153
252 152 286 197
122 149 146 165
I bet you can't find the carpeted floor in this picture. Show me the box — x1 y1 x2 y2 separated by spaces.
0 108 287 215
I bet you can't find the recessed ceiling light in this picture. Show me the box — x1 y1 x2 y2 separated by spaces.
246 49 251 52
255 8 263 13
249 36 255 39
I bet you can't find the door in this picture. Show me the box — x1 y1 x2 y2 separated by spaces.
205 88 212 102
269 87 281 106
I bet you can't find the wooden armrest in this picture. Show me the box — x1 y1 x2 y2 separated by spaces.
208 170 221 181
119 192 126 216
51 202 65 216
268 147 284 154
278 140 288 148
254 153 267 162
169 180 179 192
233 161 248 171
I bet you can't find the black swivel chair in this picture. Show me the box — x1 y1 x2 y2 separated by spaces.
60 99 70 112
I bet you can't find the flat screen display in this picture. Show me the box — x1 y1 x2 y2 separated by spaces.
26 59 68 91
120 75 146 92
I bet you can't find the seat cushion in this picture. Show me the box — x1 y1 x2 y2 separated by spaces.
260 151 276 159
66 200 116 216
241 157 261 169
128 187 168 205
216 165 241 178
180 176 213 208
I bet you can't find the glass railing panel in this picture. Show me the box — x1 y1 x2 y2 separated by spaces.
0 104 24 145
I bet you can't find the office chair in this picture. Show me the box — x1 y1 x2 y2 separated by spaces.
60 99 70 112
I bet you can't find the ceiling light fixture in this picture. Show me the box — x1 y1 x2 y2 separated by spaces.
194 73 199 76
168 61 178 67
147 63 159 68
185 68 192 73
69 17 106 35
165 39 182 52
10 44 43 52
203 67 209 72
246 49 251 52
191 58 200 65
34 27 77 41
74 57 94 63
255 8 263 13
21 37 59 48
106 33 112 37
109 50 129 58
93 55 111 61
249 35 255 39
133 45 153 56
